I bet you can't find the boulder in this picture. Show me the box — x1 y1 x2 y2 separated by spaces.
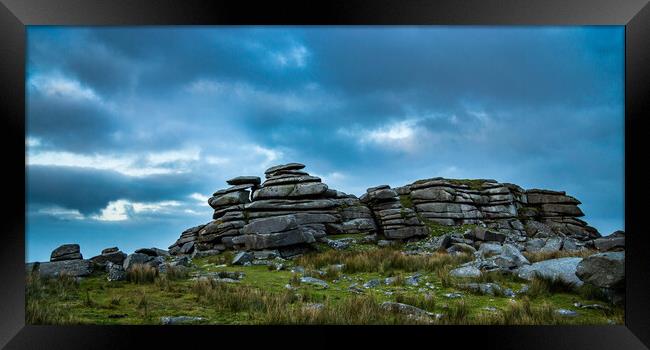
135 247 170 257
383 226 428 239
477 243 503 257
576 252 624 289
540 238 563 253
160 316 205 325
179 242 195 255
90 250 127 267
263 175 321 187
241 215 298 235
123 253 154 270
470 227 506 243
447 243 477 254
517 257 583 286
37 259 93 278
525 238 546 252
101 247 119 254
227 176 261 186
449 266 481 278
209 191 250 208
299 276 329 288
593 236 625 252
106 262 126 281
231 251 254 265
380 302 433 317
493 244 529 269
50 244 82 262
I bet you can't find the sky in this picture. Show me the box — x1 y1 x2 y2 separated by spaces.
25 26 624 262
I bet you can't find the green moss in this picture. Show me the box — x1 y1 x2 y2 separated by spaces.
415 213 476 237
399 195 413 209
447 179 487 191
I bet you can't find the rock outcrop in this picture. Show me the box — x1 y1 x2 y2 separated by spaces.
168 163 377 256
168 163 604 256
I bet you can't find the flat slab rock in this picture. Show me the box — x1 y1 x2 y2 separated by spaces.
35 259 93 278
517 257 583 286
226 176 261 186
265 163 306 174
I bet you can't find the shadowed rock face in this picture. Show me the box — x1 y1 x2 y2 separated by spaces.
167 163 601 255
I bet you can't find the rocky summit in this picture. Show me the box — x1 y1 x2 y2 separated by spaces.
168 163 601 258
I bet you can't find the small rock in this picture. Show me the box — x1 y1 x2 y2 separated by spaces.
231 251 254 265
444 293 463 299
363 279 381 289
300 276 329 289
160 316 205 325
555 309 578 317
449 266 481 278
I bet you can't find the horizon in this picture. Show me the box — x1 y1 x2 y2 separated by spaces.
25 26 624 262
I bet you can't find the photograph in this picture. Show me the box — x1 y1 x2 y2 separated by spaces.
23 25 627 326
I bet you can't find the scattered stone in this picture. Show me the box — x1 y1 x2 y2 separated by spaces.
555 309 578 317
444 293 463 299
160 316 205 325
300 276 329 288
363 279 381 288
380 302 433 317
450 266 481 278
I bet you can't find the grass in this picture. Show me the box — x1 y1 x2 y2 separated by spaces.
447 179 487 191
126 264 159 284
523 249 594 263
25 246 624 325
295 247 473 274
526 276 577 298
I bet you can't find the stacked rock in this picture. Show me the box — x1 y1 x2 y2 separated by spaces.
50 244 83 261
170 163 379 257
395 178 525 236
168 224 207 255
521 189 599 240
360 185 427 240
89 247 127 267
395 178 599 241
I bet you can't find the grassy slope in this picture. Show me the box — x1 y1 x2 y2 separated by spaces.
26 239 623 325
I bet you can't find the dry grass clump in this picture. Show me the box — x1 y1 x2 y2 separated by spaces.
25 272 80 325
526 276 576 298
394 293 436 312
295 248 472 274
523 249 594 263
164 264 189 281
126 264 159 284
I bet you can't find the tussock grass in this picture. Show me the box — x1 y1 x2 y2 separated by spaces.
394 293 436 312
295 248 472 274
526 276 576 298
25 272 80 325
126 264 158 284
523 249 593 263
163 264 189 281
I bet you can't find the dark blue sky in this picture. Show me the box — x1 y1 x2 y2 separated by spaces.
25 26 624 262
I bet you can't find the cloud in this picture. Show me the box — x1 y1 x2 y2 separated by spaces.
91 199 182 221
27 149 195 177
36 206 85 221
273 45 309 68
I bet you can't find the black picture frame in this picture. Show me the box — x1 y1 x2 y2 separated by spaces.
1 0 649 348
